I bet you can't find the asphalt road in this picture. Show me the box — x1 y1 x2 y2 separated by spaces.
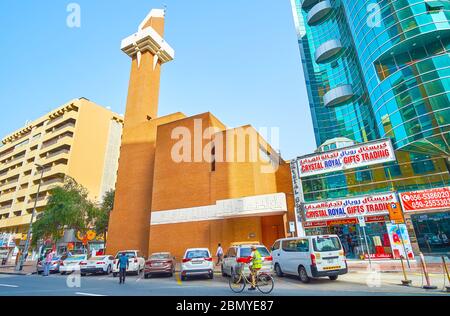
0 270 449 296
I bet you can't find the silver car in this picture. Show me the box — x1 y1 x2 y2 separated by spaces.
221 244 273 277
36 256 61 274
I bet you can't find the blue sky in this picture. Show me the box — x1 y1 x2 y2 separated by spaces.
0 0 315 159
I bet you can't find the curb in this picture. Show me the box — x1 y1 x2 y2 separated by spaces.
0 271 35 276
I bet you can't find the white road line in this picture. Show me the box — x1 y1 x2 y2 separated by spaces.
0 284 19 288
75 292 106 297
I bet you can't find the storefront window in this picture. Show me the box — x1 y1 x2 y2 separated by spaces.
410 212 450 254
305 221 394 260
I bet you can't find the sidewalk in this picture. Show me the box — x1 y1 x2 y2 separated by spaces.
347 256 449 274
0 261 37 275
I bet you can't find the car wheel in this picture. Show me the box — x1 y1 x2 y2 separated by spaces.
61 272 66 275
106 265 111 275
144 273 150 279
209 272 214 279
329 275 338 281
113 272 118 278
81 273 86 277
298 266 310 284
275 264 284 277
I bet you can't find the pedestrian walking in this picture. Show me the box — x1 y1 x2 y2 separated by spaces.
43 250 54 277
117 253 129 284
216 243 224 267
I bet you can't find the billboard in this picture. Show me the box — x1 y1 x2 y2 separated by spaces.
296 139 396 178
304 193 398 222
400 187 450 213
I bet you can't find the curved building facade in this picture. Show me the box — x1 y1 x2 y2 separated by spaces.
292 0 379 146
292 0 450 156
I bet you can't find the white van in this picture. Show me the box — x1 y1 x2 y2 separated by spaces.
271 235 347 283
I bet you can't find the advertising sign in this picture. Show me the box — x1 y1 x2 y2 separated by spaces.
304 193 398 222
400 187 450 213
388 202 404 223
296 139 396 178
386 223 414 259
0 233 14 248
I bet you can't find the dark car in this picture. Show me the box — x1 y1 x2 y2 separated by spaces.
144 252 176 279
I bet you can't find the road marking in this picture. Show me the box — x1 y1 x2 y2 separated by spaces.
75 292 106 297
175 272 182 285
0 284 19 288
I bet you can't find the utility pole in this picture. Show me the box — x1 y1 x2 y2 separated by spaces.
16 163 44 271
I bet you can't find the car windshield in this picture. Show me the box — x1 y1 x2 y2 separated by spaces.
150 253 170 260
66 255 86 261
313 237 342 252
116 252 136 259
240 247 270 258
186 250 209 259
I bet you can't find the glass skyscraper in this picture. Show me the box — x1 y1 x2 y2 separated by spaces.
291 0 450 156
291 0 450 257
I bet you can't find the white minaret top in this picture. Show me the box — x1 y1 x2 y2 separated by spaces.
121 8 175 66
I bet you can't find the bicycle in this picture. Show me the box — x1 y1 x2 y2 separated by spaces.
228 259 274 294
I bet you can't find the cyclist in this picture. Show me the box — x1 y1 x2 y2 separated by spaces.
248 245 262 291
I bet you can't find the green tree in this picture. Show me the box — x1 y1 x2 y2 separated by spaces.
32 177 101 254
95 189 115 237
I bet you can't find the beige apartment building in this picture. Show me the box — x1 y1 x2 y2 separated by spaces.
0 98 123 243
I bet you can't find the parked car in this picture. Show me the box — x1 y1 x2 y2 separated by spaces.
80 255 115 276
144 252 176 279
221 243 273 277
271 235 348 283
36 256 61 274
180 248 214 281
112 250 146 277
60 254 88 275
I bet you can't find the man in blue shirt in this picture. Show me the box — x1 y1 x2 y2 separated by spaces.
117 253 129 284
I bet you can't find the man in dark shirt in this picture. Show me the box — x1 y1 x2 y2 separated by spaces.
117 253 129 284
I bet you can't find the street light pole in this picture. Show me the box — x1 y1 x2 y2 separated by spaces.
16 163 44 271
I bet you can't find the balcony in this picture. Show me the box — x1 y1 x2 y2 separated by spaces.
315 39 343 64
301 0 319 10
307 0 332 25
1 153 26 170
45 148 70 161
0 214 33 229
30 178 63 194
0 204 11 215
0 190 15 203
45 111 78 132
40 137 72 157
34 164 67 180
323 84 354 107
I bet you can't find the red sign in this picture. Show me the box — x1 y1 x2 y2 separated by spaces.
400 187 450 213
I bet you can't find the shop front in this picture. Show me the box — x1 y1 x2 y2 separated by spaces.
301 193 415 260
0 233 17 265
55 230 105 256
400 187 450 255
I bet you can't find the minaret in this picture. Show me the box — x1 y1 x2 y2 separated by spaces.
106 9 175 257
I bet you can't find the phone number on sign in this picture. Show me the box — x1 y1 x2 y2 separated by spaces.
411 199 450 209
406 191 450 201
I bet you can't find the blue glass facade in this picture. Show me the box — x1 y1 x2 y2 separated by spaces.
292 0 450 155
